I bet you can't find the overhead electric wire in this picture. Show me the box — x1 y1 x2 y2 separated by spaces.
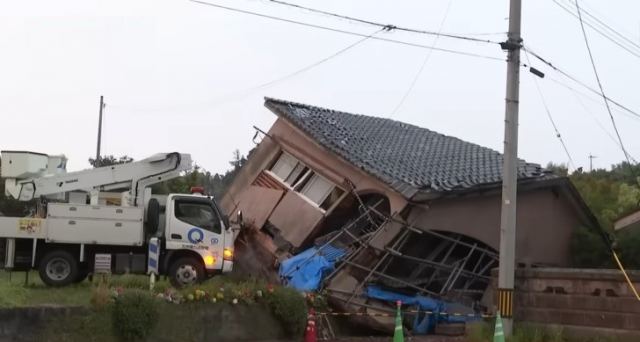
542 75 639 163
266 0 501 45
389 0 453 118
189 0 504 62
567 87 639 164
255 28 383 89
108 29 382 113
562 0 640 51
575 0 632 165
551 0 640 59
523 46 640 121
524 51 576 170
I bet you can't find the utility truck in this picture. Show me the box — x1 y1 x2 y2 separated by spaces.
0 151 238 287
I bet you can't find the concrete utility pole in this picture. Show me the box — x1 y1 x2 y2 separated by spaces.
589 154 597 172
96 95 105 161
498 0 522 336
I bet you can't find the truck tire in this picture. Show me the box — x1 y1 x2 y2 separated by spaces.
38 250 79 287
74 270 89 283
168 257 204 288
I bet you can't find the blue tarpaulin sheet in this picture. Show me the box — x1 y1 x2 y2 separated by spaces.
279 245 346 291
280 247 478 335
365 286 470 334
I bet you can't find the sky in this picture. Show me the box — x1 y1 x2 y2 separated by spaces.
0 0 639 174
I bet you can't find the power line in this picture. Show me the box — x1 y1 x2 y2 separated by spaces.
189 0 504 62
389 0 453 117
542 75 639 163
255 28 383 89
562 0 640 51
551 0 640 59
575 0 632 165
111 28 383 113
523 45 640 120
266 0 501 45
524 51 576 170
567 86 639 163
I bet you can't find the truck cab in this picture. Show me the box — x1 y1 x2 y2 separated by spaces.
152 190 235 286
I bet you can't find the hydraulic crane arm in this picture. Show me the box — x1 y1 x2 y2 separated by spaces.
2 152 192 205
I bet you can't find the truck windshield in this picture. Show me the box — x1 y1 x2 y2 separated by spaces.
174 199 221 234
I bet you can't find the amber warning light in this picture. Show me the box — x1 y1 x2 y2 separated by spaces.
223 248 233 261
190 186 205 195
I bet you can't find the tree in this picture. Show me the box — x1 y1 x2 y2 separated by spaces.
561 161 640 268
546 162 568 177
151 149 249 199
89 155 134 168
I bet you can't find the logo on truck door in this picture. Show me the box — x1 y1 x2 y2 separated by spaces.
187 228 204 244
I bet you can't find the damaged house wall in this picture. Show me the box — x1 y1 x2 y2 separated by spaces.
221 114 407 256
223 98 601 327
406 182 590 267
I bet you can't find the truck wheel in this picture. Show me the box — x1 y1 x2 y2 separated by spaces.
74 270 89 283
169 257 204 288
38 250 79 287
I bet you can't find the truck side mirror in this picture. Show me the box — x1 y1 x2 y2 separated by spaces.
236 210 244 229
222 215 230 231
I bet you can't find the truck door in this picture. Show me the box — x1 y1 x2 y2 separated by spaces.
166 196 224 270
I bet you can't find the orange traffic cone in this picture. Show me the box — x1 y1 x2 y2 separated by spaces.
304 307 317 342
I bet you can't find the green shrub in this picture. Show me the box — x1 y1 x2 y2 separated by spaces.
265 286 307 337
111 290 159 341
570 225 612 268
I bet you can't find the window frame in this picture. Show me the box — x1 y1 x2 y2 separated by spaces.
266 150 343 209
173 197 222 234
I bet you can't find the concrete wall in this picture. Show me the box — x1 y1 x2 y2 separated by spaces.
491 268 640 336
407 187 581 266
0 306 86 342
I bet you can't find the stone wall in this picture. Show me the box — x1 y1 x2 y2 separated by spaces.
491 268 640 337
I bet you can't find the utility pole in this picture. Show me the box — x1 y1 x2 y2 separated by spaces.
96 95 105 161
498 0 522 336
589 154 597 172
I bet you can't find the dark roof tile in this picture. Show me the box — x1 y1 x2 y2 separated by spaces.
265 98 546 198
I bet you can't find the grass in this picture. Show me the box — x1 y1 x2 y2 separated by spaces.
0 270 171 308
0 270 91 307
0 270 272 308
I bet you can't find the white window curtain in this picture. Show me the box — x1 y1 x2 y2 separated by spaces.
300 174 334 205
271 152 298 181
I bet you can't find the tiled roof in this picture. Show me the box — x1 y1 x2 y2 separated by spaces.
265 98 547 199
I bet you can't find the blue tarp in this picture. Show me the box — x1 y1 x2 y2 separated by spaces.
280 247 479 335
279 245 346 291
365 286 470 334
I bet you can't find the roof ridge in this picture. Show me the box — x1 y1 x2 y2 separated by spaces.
264 97 527 161
264 97 545 197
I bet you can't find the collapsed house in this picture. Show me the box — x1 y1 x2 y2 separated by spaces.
221 98 599 332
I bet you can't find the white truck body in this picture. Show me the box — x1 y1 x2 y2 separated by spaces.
0 151 235 287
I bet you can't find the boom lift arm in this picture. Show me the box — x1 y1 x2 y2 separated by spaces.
2 151 192 206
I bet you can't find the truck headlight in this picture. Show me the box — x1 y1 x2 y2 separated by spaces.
204 255 215 266
223 248 233 261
